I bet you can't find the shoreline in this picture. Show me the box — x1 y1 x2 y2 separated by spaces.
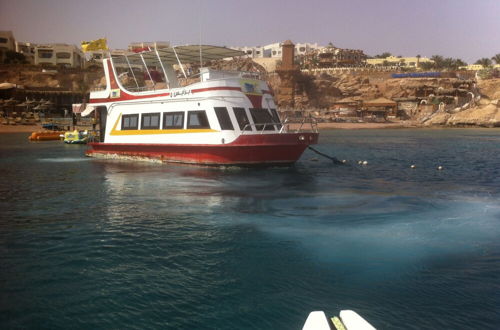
0 124 43 133
1 122 498 134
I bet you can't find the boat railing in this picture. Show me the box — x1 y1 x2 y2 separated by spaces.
240 117 318 135
280 116 319 133
240 122 282 135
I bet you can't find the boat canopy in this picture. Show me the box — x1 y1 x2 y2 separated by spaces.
111 45 245 66
108 45 245 92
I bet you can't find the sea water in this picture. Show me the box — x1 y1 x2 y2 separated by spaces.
0 129 499 329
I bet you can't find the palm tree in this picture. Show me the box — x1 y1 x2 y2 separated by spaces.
492 53 500 65
454 58 467 69
430 55 444 69
475 58 492 68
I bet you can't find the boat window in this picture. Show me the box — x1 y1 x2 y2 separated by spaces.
163 111 184 129
187 111 210 129
214 107 234 130
269 108 282 130
122 114 139 130
233 107 251 131
249 108 275 131
141 113 160 129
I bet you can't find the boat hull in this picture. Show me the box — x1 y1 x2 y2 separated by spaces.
86 133 319 165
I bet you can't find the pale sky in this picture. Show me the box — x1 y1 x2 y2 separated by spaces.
1 0 499 63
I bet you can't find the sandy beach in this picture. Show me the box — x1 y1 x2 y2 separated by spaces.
0 122 417 134
0 124 43 133
0 121 425 134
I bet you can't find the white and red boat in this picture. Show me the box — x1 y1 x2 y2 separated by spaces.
84 45 318 165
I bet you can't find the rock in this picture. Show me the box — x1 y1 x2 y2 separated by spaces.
448 104 498 126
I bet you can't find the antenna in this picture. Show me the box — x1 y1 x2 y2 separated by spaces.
199 0 203 66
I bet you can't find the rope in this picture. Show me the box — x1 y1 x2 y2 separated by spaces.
308 146 344 165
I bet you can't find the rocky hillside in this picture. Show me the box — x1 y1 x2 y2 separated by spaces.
0 64 103 93
424 79 500 127
1 61 499 127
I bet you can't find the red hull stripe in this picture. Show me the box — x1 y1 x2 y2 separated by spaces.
191 86 241 93
86 133 319 165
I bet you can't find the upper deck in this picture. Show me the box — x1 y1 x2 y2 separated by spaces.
90 45 253 94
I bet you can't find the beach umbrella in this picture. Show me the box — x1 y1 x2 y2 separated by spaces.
33 104 48 111
4 98 17 106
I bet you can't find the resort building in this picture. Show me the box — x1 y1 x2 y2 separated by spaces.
303 45 367 68
458 64 500 71
233 42 321 58
366 56 433 68
0 31 16 63
85 49 131 66
34 44 84 68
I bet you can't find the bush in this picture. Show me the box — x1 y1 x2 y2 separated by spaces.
3 50 27 64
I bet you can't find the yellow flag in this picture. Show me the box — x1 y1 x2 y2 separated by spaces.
81 38 108 52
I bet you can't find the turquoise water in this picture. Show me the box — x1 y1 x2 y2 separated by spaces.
1 129 499 329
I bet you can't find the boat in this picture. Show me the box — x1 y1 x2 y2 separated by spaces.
28 130 65 141
83 45 318 165
62 129 90 144
303 310 376 330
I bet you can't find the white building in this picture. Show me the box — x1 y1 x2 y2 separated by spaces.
34 44 84 68
233 42 321 58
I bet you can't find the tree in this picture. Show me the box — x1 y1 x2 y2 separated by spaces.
430 55 444 69
475 58 492 67
3 50 26 64
492 53 500 65
454 58 467 68
419 62 435 70
375 52 392 59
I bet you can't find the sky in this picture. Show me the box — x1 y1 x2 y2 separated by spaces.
1 0 499 63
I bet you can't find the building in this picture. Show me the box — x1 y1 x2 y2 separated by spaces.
34 44 84 68
300 43 368 69
305 45 367 68
128 41 170 52
458 64 500 71
233 42 320 58
361 97 398 119
16 41 36 64
367 56 433 68
0 31 16 63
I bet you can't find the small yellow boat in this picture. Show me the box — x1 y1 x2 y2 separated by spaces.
63 130 90 144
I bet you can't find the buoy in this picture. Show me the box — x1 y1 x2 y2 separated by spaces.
362 160 368 165
411 164 416 169
437 166 443 170
342 160 347 164
358 160 362 165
